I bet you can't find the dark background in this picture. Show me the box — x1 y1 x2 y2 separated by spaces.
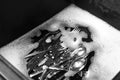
0 0 120 47
0 0 70 47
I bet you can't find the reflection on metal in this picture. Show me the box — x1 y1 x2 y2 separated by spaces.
0 55 29 80
0 73 7 80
